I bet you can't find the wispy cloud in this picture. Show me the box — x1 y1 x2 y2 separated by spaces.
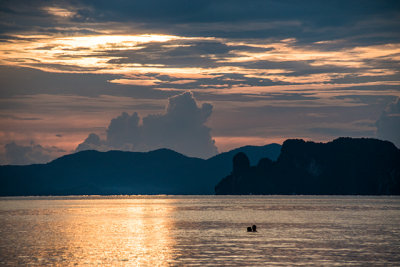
1 34 398 96
42 7 76 18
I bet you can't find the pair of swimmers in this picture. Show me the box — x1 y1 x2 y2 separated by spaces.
247 225 257 232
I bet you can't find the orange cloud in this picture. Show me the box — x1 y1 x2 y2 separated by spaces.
0 33 399 95
43 7 76 17
168 79 197 84
109 79 160 86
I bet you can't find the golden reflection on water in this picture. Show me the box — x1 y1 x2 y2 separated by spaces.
69 198 177 266
1 196 400 266
0 197 177 266
125 203 176 265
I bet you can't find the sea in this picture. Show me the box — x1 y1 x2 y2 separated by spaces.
0 195 399 266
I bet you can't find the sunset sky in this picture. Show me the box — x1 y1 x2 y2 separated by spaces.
0 0 399 164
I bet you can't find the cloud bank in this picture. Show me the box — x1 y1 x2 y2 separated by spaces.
76 92 218 158
3 141 65 165
376 97 400 148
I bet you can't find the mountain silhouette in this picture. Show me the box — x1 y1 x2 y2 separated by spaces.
0 144 280 196
215 138 400 195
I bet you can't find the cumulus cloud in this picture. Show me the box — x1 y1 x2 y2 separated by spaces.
76 92 218 158
106 112 140 149
376 97 400 148
3 141 65 165
75 133 109 152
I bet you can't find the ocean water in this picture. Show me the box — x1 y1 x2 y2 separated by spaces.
0 196 399 266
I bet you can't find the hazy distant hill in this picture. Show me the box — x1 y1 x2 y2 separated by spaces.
0 144 281 196
215 138 400 195
208 143 281 166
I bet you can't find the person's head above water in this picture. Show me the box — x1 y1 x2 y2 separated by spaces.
252 225 257 232
247 226 252 232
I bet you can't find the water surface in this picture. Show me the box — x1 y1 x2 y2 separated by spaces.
0 195 399 266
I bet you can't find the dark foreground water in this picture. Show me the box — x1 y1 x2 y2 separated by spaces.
0 196 399 266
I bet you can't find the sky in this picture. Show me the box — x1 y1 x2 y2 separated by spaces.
0 0 399 164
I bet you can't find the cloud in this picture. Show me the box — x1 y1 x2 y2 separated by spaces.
75 133 109 152
376 97 400 147
42 7 76 18
2 32 399 98
1 0 399 157
76 92 218 158
3 141 65 165
104 111 140 150
2 0 399 44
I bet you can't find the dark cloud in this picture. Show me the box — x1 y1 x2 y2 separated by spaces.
76 92 218 158
76 0 400 26
3 141 65 165
0 66 172 98
76 133 108 152
376 98 400 148
1 0 399 44
0 114 41 120
106 112 140 149
105 40 232 68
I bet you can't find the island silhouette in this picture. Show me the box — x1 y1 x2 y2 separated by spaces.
0 138 399 196
215 138 400 195
0 144 280 196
